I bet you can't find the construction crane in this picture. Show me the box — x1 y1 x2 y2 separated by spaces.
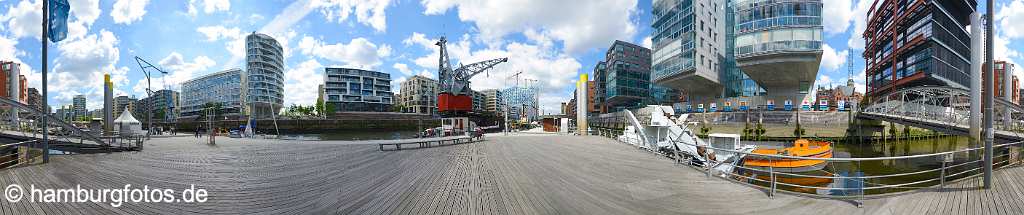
436 36 508 114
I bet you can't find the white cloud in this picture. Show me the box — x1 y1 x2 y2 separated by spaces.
847 0 874 49
392 63 412 76
50 30 127 109
998 0 1024 39
283 59 324 105
1 0 42 40
188 0 230 16
420 0 639 54
311 0 392 32
822 0 853 34
196 25 242 41
298 36 391 69
68 0 101 26
110 0 149 24
821 44 849 71
131 52 218 97
641 36 652 49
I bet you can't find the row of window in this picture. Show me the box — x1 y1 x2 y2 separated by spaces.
736 2 822 24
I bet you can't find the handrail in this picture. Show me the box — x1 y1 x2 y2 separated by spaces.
608 117 1024 198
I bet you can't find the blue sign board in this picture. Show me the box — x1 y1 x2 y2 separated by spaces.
710 103 718 112
686 104 693 113
723 102 732 112
739 101 748 111
766 100 775 111
784 100 793 111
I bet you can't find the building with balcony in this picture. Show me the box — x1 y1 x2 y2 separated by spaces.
652 0 823 108
245 32 285 118
501 86 538 122
482 89 503 115
323 67 393 112
113 95 137 118
180 68 245 117
863 0 976 98
398 75 438 114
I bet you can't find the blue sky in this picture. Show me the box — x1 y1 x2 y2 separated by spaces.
0 0 1022 114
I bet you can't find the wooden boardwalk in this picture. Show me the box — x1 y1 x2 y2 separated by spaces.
0 135 1019 214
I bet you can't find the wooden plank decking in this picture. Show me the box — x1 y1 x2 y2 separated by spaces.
0 135 1019 214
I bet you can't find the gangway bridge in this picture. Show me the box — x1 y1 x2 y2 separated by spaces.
0 96 141 155
857 86 1024 142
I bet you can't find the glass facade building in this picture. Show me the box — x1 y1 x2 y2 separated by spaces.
180 68 245 117
245 32 285 118
862 0 975 98
323 67 393 112
733 0 823 104
605 40 653 111
652 0 822 109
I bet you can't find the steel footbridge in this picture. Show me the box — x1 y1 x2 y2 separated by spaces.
858 86 1024 141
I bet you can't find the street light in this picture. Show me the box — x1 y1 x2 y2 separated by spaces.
134 56 167 140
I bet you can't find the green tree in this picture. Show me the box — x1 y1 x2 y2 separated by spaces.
315 97 325 117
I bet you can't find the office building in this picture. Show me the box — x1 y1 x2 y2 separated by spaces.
322 67 393 112
603 40 652 111
73 95 86 120
502 86 538 122
398 75 438 114
180 68 246 117
734 0 823 103
863 0 975 98
652 0 823 108
246 32 285 118
133 89 179 122
591 62 608 113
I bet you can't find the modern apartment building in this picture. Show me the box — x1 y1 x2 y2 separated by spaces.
863 0 976 98
113 95 137 118
0 61 25 104
502 86 538 122
398 75 438 114
604 40 653 112
72 95 86 120
472 90 486 113
591 62 608 113
322 67 393 112
482 89 503 115
180 68 246 117
133 89 179 122
991 61 1020 104
652 0 823 108
245 32 285 118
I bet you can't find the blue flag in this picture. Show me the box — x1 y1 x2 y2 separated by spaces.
48 0 70 43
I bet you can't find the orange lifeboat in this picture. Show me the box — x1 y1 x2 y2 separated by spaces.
743 139 832 173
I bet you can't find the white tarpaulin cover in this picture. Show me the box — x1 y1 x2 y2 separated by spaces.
113 110 143 135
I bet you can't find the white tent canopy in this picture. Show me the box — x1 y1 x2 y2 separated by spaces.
113 110 143 136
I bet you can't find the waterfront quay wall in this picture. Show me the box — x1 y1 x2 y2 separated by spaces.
168 112 440 133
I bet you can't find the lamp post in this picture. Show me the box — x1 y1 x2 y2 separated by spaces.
983 0 994 189
134 57 167 140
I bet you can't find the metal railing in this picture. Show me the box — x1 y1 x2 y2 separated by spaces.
0 140 41 170
610 133 1024 201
